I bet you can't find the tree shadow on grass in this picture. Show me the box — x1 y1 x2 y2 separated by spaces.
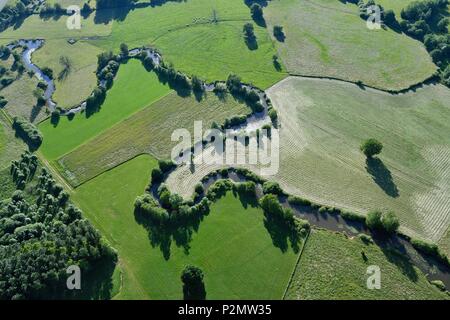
245 36 258 51
236 190 259 209
134 205 210 260
263 214 301 254
94 7 133 24
365 157 399 198
29 103 44 123
50 255 117 300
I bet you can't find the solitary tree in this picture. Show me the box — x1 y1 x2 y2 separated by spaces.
360 138 383 158
181 265 206 300
366 210 383 230
120 43 129 57
366 210 400 234
381 211 400 234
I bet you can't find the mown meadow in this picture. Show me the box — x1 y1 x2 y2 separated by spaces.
286 229 448 299
264 0 437 90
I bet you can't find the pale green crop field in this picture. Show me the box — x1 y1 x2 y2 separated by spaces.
264 0 437 90
38 59 171 160
286 229 448 300
57 90 251 186
0 72 48 123
73 155 301 299
0 13 112 43
267 77 450 242
0 111 27 170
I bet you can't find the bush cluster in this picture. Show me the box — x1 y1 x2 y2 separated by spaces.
12 117 43 151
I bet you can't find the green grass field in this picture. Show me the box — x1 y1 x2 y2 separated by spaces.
33 39 102 109
57 90 251 186
286 229 448 299
38 59 171 160
0 13 112 44
264 0 436 90
72 155 301 299
91 0 286 88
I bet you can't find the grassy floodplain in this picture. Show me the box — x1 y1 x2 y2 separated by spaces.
32 40 102 108
285 229 448 300
58 90 251 186
0 111 27 170
92 0 286 88
1 0 285 99
73 155 301 299
264 0 437 90
38 59 171 160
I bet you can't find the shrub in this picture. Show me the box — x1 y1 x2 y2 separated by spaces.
206 179 233 201
359 233 374 244
340 210 366 222
360 138 383 158
430 280 446 291
194 183 204 195
287 195 312 207
12 117 43 150
158 159 176 173
366 210 383 230
134 193 169 223
151 168 163 185
235 181 256 196
366 210 400 234
181 265 206 300
259 194 294 225
268 108 278 124
411 239 450 266
381 211 400 233
262 181 283 195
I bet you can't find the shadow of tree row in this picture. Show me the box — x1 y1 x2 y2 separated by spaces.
135 185 301 260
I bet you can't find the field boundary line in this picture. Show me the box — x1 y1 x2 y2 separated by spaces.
51 89 173 160
285 73 439 95
281 227 311 300
72 152 158 189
